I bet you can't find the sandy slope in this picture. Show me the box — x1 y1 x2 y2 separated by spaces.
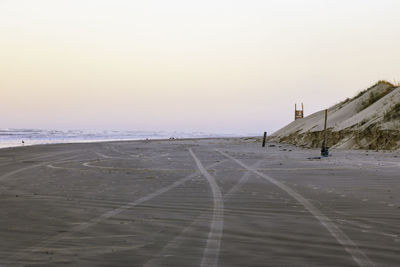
270 81 400 149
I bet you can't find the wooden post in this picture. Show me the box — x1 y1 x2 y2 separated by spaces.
262 132 267 147
321 109 328 155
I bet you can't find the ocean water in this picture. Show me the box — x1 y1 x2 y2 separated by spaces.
0 129 239 149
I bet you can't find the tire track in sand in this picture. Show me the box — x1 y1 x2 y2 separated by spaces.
189 149 224 267
7 159 226 264
143 160 263 267
217 149 375 267
0 152 82 182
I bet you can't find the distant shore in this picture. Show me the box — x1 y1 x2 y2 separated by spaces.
0 128 245 150
0 135 252 151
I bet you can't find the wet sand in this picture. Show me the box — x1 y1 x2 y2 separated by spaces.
0 138 399 266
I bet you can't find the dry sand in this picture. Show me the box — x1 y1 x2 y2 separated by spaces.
0 138 400 266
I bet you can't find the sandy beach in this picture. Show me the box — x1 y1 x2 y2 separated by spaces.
1 138 400 266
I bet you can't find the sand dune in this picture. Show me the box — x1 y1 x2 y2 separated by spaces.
270 81 400 149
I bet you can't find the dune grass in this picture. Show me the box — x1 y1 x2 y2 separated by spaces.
355 80 395 99
358 86 395 111
352 81 396 112
384 103 400 121
337 80 396 110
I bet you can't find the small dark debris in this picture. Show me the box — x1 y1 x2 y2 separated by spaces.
268 145 276 147
15 195 19 197
307 157 321 160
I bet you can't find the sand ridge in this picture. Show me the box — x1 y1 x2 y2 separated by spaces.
270 81 400 149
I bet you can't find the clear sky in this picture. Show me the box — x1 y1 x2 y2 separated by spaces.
1 0 399 135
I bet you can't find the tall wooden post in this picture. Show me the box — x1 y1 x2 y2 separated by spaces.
321 109 328 156
262 132 267 147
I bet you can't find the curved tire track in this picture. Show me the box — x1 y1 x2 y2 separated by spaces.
189 149 224 267
217 149 375 267
7 158 226 264
143 159 263 267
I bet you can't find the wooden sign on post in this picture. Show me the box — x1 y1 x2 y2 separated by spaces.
295 103 304 120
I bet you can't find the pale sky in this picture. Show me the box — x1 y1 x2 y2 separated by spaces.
1 0 400 134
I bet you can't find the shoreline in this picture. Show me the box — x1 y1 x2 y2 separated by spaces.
0 129 248 150
3 136 400 155
0 136 259 152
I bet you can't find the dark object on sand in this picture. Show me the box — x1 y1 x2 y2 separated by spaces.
308 156 322 160
22 140 25 145
262 132 267 147
269 144 276 147
321 147 329 157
